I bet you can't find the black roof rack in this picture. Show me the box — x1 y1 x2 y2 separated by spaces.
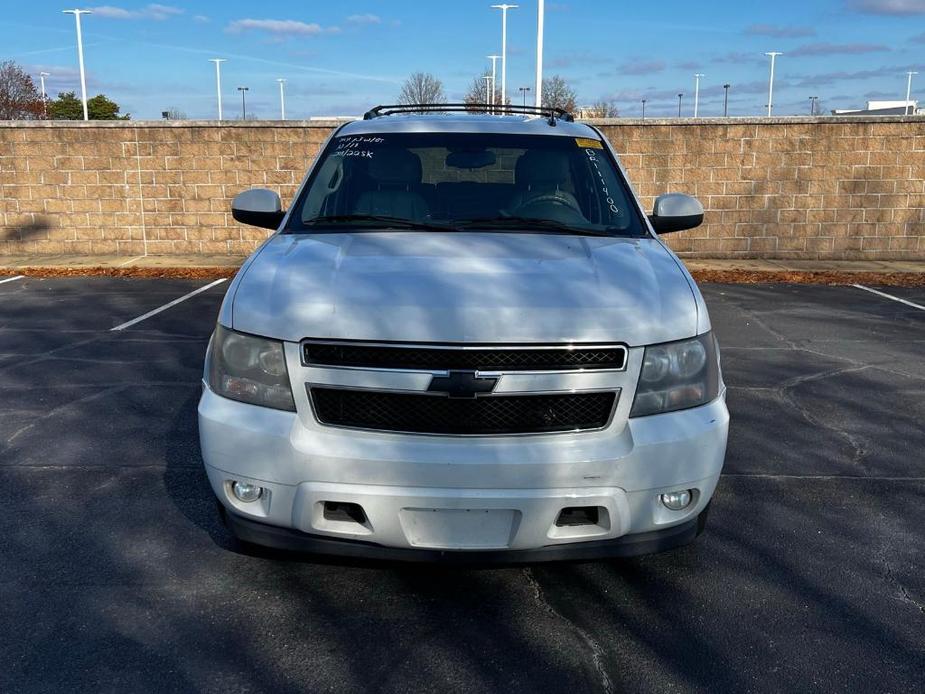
362 103 575 126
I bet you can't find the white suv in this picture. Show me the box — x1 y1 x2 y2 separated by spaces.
199 104 729 562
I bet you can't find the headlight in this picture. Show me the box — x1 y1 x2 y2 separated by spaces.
207 325 296 411
630 332 720 418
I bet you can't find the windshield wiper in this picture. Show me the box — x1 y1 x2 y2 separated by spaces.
452 216 616 237
302 214 458 233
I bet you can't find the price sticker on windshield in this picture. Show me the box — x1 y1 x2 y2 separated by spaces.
575 138 604 149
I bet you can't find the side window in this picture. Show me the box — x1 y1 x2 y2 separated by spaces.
578 147 631 229
301 157 344 221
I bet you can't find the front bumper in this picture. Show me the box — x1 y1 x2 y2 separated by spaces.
199 388 728 557
220 502 711 563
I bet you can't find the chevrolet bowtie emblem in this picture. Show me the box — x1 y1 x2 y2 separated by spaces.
427 370 499 399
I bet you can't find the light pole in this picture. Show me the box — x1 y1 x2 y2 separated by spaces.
641 99 647 120
519 86 531 107
491 4 518 111
809 96 818 116
694 73 704 118
276 78 286 120
723 83 731 117
765 52 782 117
237 86 249 120
487 55 500 109
677 93 684 118
483 75 493 105
906 71 918 116
209 59 226 120
62 9 91 121
534 0 544 107
39 72 50 119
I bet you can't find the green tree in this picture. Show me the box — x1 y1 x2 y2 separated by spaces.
47 91 83 119
87 93 129 120
48 91 130 120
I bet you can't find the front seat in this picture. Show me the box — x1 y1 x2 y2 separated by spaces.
508 150 580 212
354 149 431 220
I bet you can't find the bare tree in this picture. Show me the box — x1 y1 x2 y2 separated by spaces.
541 75 578 113
398 72 446 106
164 107 187 120
0 60 43 120
463 71 501 108
582 99 620 118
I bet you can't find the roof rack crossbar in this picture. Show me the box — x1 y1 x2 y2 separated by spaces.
362 103 575 124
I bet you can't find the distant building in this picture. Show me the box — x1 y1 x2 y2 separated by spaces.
833 100 921 116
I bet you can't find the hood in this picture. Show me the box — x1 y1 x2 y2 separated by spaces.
229 232 698 346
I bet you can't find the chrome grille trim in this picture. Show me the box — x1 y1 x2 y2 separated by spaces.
300 339 628 436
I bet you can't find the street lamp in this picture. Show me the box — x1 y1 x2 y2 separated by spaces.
483 75 493 105
694 73 704 118
765 52 782 117
276 78 286 120
641 98 647 120
519 86 531 107
237 86 249 120
677 93 684 118
39 72 50 119
487 55 500 110
723 84 731 117
534 0 544 107
209 59 226 120
62 9 91 121
906 71 918 116
491 4 518 111
809 96 818 116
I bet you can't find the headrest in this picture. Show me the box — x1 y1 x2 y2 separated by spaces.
368 149 423 185
515 150 571 187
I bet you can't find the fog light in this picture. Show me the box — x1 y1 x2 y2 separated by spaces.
660 490 693 511
231 481 263 503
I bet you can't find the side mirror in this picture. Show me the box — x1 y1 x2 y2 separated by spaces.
649 193 704 234
232 189 285 230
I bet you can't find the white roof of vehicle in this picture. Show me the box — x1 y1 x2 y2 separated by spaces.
336 113 601 139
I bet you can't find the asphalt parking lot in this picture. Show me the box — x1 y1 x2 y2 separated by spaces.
1 275 923 693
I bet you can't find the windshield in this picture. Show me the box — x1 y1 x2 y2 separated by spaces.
286 132 646 237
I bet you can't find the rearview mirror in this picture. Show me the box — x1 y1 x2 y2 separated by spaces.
649 193 704 234
446 149 497 169
232 189 285 230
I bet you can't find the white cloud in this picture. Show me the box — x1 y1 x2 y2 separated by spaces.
849 0 925 14
346 13 382 25
193 15 209 23
226 18 340 37
744 23 816 38
90 4 184 20
789 42 890 56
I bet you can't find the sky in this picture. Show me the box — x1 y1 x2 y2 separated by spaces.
1 0 923 119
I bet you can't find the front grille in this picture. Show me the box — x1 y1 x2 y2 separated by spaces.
310 388 617 435
303 342 626 372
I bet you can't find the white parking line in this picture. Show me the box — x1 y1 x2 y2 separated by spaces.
852 284 925 312
0 275 25 285
110 278 227 332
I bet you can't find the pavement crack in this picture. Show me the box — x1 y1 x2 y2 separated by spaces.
776 365 870 469
0 334 112 375
523 567 614 694
872 514 925 617
3 385 127 448
888 571 925 615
